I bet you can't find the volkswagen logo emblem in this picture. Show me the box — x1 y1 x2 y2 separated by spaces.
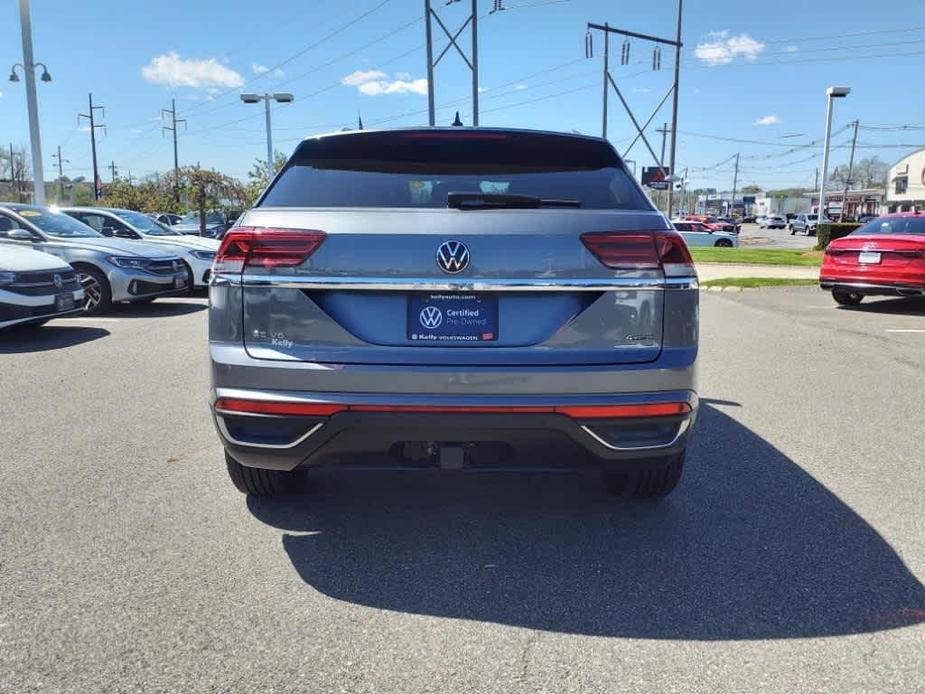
419 305 444 329
52 273 64 289
436 240 469 274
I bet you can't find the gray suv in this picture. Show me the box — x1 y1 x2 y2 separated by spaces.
209 128 699 498
0 204 187 313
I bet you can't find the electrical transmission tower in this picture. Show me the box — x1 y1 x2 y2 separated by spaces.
424 0 480 126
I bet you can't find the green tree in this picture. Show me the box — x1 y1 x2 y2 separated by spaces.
741 184 762 194
245 151 289 205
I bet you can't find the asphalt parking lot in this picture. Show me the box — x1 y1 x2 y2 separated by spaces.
737 222 818 249
2 288 924 693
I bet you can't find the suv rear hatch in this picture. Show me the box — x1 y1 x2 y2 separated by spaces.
218 129 692 366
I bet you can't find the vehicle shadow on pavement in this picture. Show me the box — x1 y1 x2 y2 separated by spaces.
839 296 925 316
104 301 208 318
247 404 925 640
0 325 109 353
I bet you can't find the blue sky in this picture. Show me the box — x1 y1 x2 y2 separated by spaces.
2 0 924 192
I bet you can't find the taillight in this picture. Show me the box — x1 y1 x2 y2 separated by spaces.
581 231 696 278
214 227 325 273
580 233 660 269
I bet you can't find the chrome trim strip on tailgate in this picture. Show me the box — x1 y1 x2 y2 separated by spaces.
214 274 698 291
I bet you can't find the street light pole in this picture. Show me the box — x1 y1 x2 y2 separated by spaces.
818 86 850 221
240 92 293 182
264 98 274 181
16 0 47 205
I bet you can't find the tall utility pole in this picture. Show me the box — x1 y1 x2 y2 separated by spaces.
161 98 186 202
78 93 105 200
109 161 118 182
839 120 860 222
51 145 68 201
656 123 669 210
15 0 49 205
679 166 688 215
666 0 683 218
814 167 819 193
424 0 480 126
729 153 740 217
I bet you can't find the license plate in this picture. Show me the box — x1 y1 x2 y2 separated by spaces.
408 294 498 342
858 251 881 264
174 275 187 288
55 293 75 312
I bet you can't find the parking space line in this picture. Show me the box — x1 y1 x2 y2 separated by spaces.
885 329 925 333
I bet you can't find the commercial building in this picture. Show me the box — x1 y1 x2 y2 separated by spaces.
805 188 884 218
885 148 925 213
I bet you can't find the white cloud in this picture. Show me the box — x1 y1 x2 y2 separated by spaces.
252 63 284 77
395 72 412 80
754 114 779 126
784 45 798 53
694 32 765 66
632 87 650 93
341 69 428 96
514 83 528 91
342 69 387 86
142 52 244 88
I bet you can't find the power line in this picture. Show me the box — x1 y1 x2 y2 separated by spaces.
182 0 394 117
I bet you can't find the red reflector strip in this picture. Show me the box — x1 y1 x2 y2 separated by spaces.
399 132 509 140
350 405 553 414
214 398 345 417
555 403 691 418
216 399 691 419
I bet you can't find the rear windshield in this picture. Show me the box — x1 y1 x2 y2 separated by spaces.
853 216 925 236
260 131 650 210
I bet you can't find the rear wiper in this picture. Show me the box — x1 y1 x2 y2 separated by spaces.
446 192 582 210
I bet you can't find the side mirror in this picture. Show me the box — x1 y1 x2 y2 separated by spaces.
114 229 136 239
7 228 34 241
100 228 115 237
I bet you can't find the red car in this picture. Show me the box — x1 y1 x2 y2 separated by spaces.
819 212 925 305
684 215 737 233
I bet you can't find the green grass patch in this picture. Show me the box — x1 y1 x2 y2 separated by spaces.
690 247 823 266
702 277 819 289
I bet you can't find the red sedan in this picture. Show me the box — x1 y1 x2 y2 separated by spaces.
684 215 738 233
819 212 925 305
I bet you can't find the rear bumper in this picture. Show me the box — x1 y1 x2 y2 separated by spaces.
819 278 925 297
211 387 698 471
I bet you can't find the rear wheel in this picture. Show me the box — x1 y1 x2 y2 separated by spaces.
603 452 685 499
714 238 733 247
832 290 863 306
224 451 304 496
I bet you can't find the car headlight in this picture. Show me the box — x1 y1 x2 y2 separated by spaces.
105 256 148 270
189 250 216 260
0 271 16 287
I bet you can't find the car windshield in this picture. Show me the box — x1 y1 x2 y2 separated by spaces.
16 207 102 238
180 211 224 224
807 214 818 221
112 210 179 236
261 131 649 210
853 216 925 236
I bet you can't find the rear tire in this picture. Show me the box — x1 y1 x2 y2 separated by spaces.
832 290 863 306
224 451 303 496
603 452 685 499
714 238 733 247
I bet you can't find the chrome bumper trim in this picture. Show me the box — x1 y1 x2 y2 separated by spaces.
213 274 698 292
580 418 692 452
